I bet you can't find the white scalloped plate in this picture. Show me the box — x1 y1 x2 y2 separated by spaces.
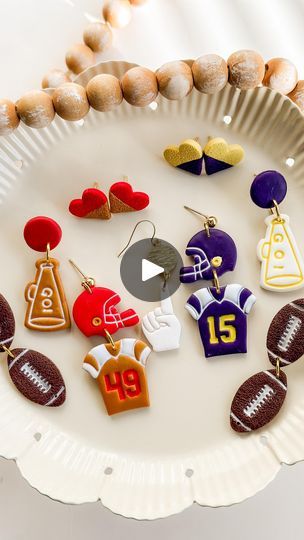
1 61 304 520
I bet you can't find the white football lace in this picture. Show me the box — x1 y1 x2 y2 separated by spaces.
243 384 274 418
278 315 302 352
20 362 51 394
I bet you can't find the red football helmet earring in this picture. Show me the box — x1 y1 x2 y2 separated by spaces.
69 260 139 340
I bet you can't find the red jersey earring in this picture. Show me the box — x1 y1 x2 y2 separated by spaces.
69 260 151 416
23 216 71 332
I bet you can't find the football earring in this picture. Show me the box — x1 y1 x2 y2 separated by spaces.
23 216 71 332
69 178 149 219
250 170 304 292
69 260 152 416
163 137 244 176
0 293 66 407
118 220 182 352
181 206 256 358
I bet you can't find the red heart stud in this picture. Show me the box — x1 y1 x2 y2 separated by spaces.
69 188 111 219
109 182 149 213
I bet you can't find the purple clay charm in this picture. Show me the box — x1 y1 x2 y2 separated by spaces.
180 228 237 283
177 157 203 176
250 170 287 208
186 285 256 358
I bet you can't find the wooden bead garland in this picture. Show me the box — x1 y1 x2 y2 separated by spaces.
0 99 20 136
121 66 158 107
86 74 123 111
103 0 132 29
192 54 228 94
263 58 298 95
227 49 265 90
83 22 113 53
288 80 304 113
65 43 95 75
52 83 90 121
42 69 71 89
16 91 55 129
156 61 193 100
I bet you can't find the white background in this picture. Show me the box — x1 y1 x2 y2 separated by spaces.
1 0 304 537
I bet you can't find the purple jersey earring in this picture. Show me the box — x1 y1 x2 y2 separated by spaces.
181 206 256 358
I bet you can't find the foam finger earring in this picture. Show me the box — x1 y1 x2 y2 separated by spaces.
203 137 245 176
23 216 71 332
181 206 256 358
118 220 182 352
70 261 152 416
250 170 304 292
163 138 203 175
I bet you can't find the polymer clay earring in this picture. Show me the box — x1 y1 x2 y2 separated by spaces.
163 138 203 175
70 261 152 415
203 137 244 175
0 293 66 406
181 206 256 358
250 170 304 292
109 180 149 213
118 220 182 352
69 186 111 219
23 217 71 332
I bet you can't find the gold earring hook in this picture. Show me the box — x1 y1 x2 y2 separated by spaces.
184 206 217 237
69 260 95 294
212 268 221 293
1 344 15 358
46 243 50 262
271 200 283 222
118 220 157 258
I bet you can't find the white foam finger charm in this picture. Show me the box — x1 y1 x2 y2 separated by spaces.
142 297 181 352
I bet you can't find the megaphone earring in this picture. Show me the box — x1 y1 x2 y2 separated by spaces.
250 170 304 292
23 216 71 332
181 206 256 358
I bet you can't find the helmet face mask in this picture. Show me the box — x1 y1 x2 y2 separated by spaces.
180 229 237 284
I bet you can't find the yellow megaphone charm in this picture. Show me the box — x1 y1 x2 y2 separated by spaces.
257 214 304 292
250 170 304 293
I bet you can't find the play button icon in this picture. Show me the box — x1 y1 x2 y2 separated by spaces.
120 238 183 302
142 259 164 282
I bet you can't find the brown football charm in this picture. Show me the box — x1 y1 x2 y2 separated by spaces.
0 294 15 351
230 369 287 432
267 298 304 367
7 348 66 406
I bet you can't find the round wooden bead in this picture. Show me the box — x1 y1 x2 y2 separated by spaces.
192 54 228 94
102 0 132 29
129 0 147 4
288 80 304 113
65 43 95 75
83 22 112 53
0 99 20 135
52 83 90 121
42 69 71 89
16 91 55 129
156 61 193 100
86 74 123 111
228 50 265 90
24 216 62 252
121 67 158 107
263 58 298 95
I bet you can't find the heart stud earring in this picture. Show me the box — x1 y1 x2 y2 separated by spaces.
163 138 203 175
69 183 111 219
203 137 244 175
23 216 71 332
109 179 149 213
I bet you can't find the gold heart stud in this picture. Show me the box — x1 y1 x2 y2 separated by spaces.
203 137 244 166
163 139 203 167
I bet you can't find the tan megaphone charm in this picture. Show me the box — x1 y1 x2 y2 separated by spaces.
25 258 70 331
23 216 71 332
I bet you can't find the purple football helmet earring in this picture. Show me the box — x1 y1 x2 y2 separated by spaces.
181 206 256 359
